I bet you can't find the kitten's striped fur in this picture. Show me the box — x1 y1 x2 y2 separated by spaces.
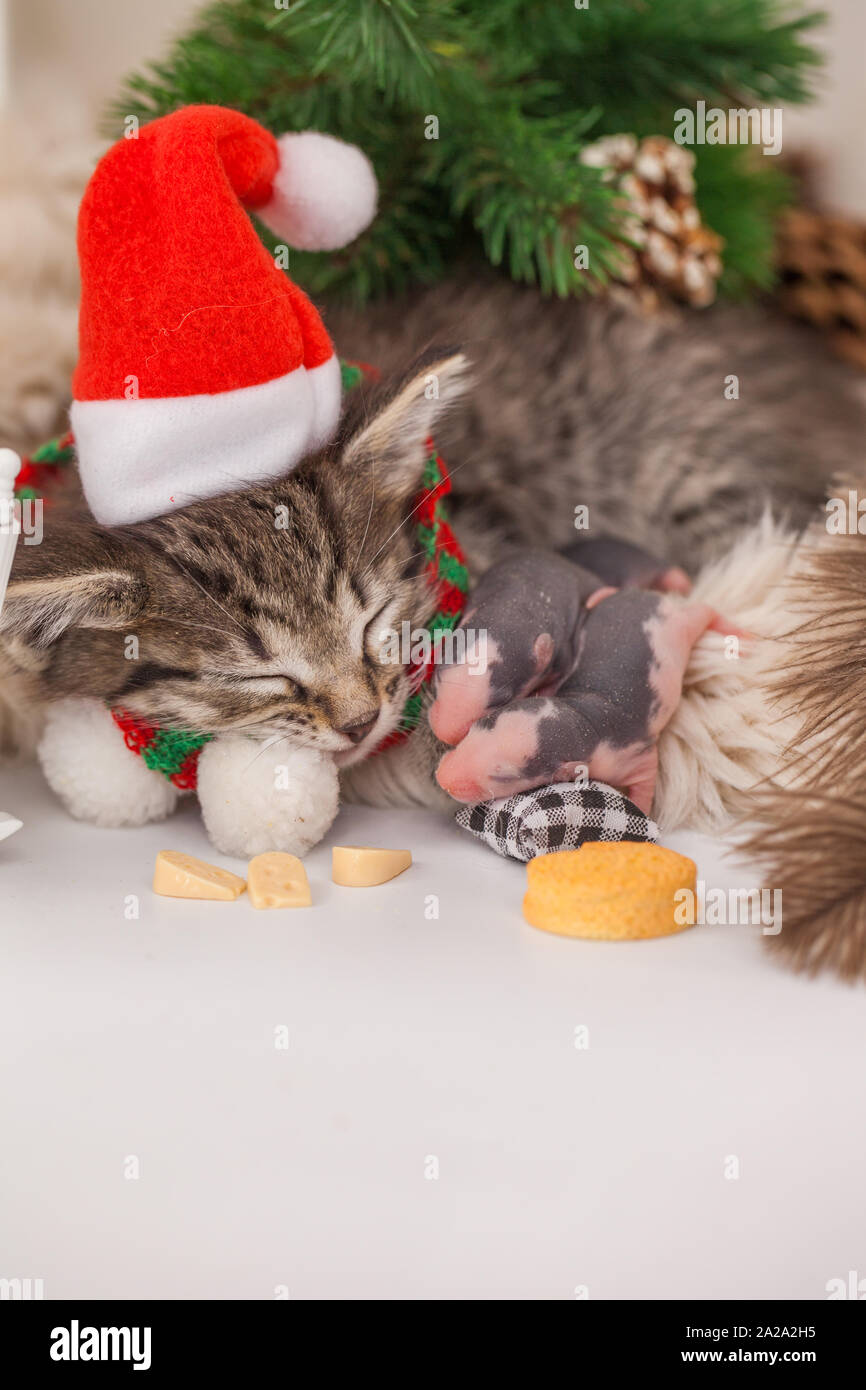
1 351 470 768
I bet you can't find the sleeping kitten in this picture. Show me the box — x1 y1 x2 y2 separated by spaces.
2 274 864 810
0 351 470 783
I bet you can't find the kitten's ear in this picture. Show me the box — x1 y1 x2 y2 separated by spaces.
1 536 149 649
341 349 470 494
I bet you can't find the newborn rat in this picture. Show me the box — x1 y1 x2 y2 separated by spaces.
431 545 732 813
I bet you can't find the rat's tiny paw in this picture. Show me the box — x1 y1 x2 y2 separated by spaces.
197 735 339 858
38 697 178 826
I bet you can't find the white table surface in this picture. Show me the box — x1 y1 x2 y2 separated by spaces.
1 762 863 1301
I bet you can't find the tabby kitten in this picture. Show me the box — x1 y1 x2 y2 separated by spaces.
2 273 864 794
0 351 469 774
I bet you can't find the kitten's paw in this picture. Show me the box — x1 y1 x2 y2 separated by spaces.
38 697 178 826
197 735 339 858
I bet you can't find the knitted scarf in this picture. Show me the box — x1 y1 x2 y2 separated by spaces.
15 363 469 789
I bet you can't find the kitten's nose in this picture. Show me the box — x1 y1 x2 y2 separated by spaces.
337 712 379 745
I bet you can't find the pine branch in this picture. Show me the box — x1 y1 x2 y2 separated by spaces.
270 0 462 104
479 0 824 114
110 0 828 304
438 102 625 296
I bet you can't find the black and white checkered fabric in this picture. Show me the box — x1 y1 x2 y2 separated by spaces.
455 781 659 862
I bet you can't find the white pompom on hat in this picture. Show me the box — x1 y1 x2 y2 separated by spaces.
263 130 378 251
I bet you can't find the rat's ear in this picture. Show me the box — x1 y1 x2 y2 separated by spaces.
340 349 470 496
0 528 149 649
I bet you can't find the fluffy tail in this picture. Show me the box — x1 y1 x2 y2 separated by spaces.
745 789 866 978
739 492 866 979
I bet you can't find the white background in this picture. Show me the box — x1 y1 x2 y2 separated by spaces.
2 763 864 1300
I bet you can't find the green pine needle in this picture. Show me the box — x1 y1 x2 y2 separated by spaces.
110 0 826 304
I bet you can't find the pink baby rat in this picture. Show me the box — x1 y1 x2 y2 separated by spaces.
431 545 733 813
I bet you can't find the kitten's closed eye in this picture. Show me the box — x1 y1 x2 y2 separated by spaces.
217 672 307 698
364 601 393 633
364 601 399 658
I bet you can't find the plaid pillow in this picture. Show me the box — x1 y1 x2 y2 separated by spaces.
455 781 659 862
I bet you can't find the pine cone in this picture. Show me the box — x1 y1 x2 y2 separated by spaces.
581 134 724 312
776 208 866 371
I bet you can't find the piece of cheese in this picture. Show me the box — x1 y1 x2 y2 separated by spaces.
331 845 412 887
153 850 246 901
247 852 312 909
523 842 696 940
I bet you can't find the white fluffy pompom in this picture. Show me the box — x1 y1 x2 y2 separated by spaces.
258 131 377 252
38 697 179 827
196 734 339 859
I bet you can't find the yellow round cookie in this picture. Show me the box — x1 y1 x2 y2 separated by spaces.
522 842 697 940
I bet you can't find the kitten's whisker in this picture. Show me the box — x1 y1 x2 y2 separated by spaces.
162 617 232 635
243 732 287 772
352 455 377 569
360 501 433 582
359 447 481 582
168 553 247 635
400 546 435 573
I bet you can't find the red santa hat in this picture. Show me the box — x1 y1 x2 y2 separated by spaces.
70 105 377 526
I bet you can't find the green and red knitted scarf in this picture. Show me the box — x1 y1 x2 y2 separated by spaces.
15 362 469 788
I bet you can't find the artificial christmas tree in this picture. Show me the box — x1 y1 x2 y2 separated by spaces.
113 0 824 306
